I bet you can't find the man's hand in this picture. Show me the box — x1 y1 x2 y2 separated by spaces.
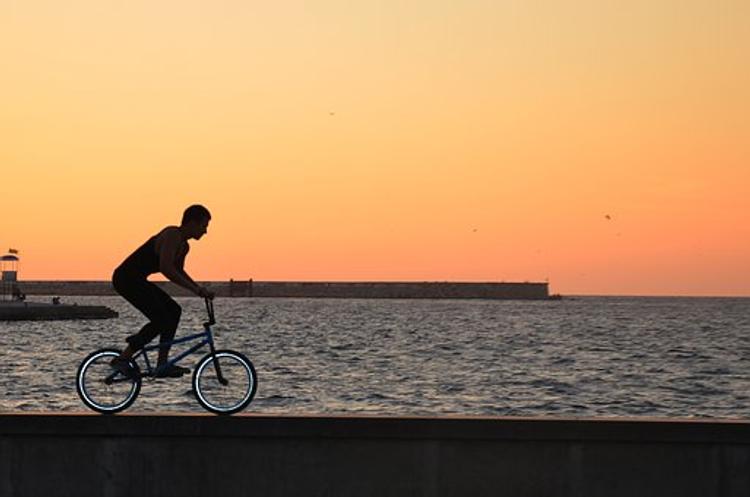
197 286 215 300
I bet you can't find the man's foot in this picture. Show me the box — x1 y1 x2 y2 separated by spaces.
110 356 138 379
154 364 190 378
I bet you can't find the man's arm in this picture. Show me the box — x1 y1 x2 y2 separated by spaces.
174 248 204 294
157 230 210 297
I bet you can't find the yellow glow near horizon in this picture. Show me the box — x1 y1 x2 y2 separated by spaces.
1 1 749 295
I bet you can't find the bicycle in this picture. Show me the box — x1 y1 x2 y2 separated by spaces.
76 298 257 415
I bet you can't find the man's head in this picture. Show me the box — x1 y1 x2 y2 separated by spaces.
181 204 211 240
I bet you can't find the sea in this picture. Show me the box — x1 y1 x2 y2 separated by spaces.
1 295 749 418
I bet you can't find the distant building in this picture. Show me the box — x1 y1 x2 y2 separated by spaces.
1 251 23 301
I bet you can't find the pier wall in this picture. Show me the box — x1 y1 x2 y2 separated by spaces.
0 301 117 320
1 414 749 497
16 280 551 299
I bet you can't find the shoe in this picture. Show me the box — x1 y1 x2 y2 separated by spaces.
154 364 190 378
110 356 138 379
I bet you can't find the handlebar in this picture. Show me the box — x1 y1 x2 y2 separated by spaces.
204 297 216 326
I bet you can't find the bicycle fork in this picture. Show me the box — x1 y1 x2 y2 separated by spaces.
207 325 229 386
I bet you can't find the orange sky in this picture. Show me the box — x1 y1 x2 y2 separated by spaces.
1 1 749 296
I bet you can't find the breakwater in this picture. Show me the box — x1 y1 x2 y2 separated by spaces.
2 414 749 497
0 301 117 321
17 280 551 299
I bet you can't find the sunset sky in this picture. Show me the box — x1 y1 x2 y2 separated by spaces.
2 1 748 296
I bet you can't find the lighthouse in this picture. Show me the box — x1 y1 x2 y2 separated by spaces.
1 250 21 301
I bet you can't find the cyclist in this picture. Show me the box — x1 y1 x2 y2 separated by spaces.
110 204 215 378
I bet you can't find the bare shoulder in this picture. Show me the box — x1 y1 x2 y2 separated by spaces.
154 226 182 252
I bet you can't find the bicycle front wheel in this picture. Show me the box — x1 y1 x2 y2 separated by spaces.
76 348 141 414
193 350 257 415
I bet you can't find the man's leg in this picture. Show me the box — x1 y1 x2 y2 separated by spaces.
154 291 182 366
113 277 174 360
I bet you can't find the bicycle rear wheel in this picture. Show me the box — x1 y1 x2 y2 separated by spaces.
193 350 257 415
76 348 141 414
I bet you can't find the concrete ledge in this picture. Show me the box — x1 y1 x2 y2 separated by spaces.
2 414 750 497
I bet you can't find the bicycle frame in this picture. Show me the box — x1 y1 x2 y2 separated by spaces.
130 298 226 383
135 329 212 375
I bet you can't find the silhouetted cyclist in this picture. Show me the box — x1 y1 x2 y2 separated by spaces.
110 205 214 378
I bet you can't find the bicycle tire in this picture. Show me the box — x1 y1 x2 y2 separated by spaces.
193 349 257 415
76 348 141 414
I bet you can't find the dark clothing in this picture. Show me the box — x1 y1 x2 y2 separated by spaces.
113 227 187 352
116 234 162 278
117 227 190 278
112 270 181 351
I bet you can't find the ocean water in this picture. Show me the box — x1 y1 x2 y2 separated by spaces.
1 295 749 418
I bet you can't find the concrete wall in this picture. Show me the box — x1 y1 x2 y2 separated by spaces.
2 414 750 497
17 280 551 299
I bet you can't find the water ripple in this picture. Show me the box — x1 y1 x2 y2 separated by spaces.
1 295 750 418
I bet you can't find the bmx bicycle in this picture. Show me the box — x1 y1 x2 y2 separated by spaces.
76 298 257 415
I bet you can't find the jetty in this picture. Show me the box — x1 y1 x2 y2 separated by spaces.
0 250 117 320
16 280 555 300
0 301 118 321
